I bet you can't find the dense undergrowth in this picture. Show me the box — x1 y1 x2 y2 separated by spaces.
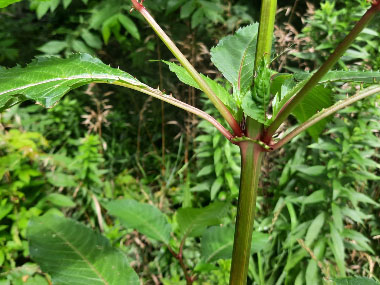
0 0 379 284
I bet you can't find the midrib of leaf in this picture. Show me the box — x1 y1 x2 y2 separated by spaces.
206 240 233 263
237 50 248 91
0 74 141 97
47 224 109 285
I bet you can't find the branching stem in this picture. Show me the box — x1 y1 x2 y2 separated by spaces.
264 3 380 141
113 81 234 141
271 85 380 150
131 0 243 136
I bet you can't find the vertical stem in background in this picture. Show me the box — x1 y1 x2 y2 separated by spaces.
230 119 264 285
230 1 277 284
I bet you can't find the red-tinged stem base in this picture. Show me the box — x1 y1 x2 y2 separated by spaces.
230 119 264 285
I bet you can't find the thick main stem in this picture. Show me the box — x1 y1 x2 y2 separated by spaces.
230 119 264 285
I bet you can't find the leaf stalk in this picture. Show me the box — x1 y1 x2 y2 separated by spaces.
113 81 234 140
131 0 243 136
271 85 380 149
264 3 380 141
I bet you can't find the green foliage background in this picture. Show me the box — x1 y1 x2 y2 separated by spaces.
0 0 379 284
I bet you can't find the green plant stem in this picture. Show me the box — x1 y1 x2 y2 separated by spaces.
255 0 277 65
264 3 380 141
229 2 276 284
131 0 243 136
113 81 234 140
230 118 264 285
271 85 380 150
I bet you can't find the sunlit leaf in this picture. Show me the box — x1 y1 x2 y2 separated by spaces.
211 24 259 105
0 53 143 111
0 0 22 8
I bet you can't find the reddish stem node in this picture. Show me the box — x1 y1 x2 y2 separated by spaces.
131 0 144 11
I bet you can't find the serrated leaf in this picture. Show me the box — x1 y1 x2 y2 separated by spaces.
211 24 259 105
106 199 172 244
163 61 237 115
27 215 139 285
0 53 143 111
242 57 271 124
177 202 229 238
0 0 22 8
200 226 269 263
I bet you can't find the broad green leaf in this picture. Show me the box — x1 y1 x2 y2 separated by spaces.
177 202 229 238
271 74 333 138
45 193 76 208
200 226 269 263
292 85 333 139
118 14 140 40
163 61 237 115
106 199 172 244
27 215 139 285
296 165 325 176
0 0 22 8
37 41 68 55
46 172 77 187
0 53 144 112
329 223 346 277
305 212 325 247
81 30 102 50
89 2 121 30
302 189 326 205
211 24 259 104
242 57 272 124
334 277 380 285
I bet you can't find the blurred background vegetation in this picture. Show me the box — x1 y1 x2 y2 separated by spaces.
0 0 379 284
